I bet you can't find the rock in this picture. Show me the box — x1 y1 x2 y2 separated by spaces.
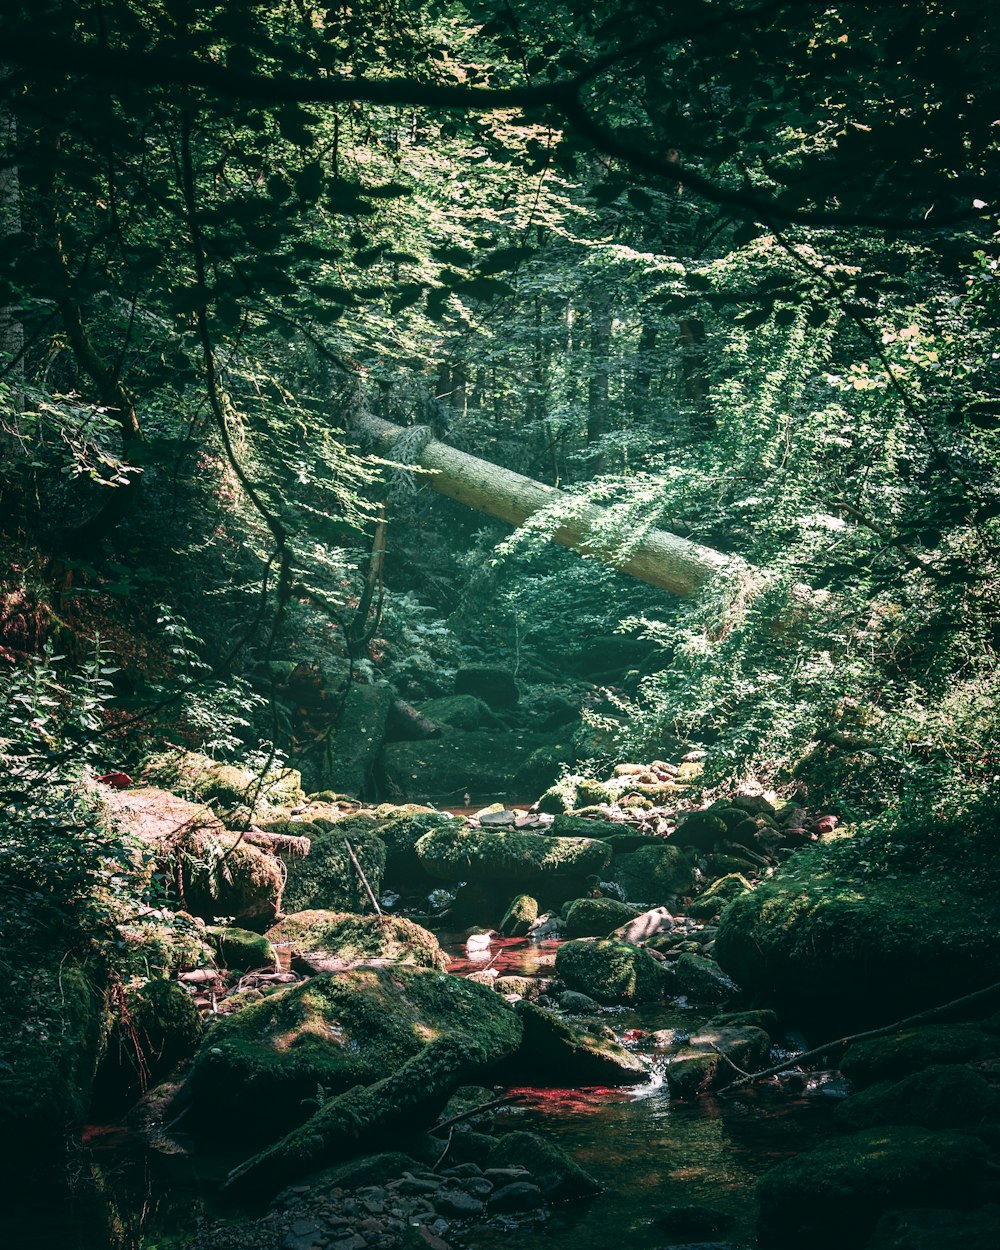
610 843 694 904
418 694 505 732
612 905 675 944
489 1181 544 1211
321 680 393 796
555 938 669 1005
509 1000 649 1086
687 874 753 919
377 811 456 879
835 1063 1000 1132
495 975 535 997
190 967 522 1138
281 820 387 914
654 1204 733 1238
226 1031 497 1199
673 811 729 852
206 926 278 972
379 731 552 804
415 824 610 886
708 1009 780 1040
536 774 612 814
434 1189 484 1216
867 1206 1000 1250
670 952 739 1003
141 750 303 812
755 1126 987 1249
454 666 519 709
498 894 539 937
487 1130 601 1200
839 1024 997 1087
665 1025 770 1097
519 692 579 732
557 990 600 1013
564 896 642 937
182 834 285 928
551 813 619 838
266 911 447 971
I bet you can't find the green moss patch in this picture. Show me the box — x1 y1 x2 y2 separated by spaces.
840 1024 997 1088
281 823 386 914
835 1063 1000 1133
415 824 610 885
555 938 669 1005
142 749 303 813
265 911 447 971
564 897 642 938
610 843 694 904
206 926 277 972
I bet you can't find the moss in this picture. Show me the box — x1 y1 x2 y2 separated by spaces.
488 1130 601 1200
418 694 502 731
115 918 213 978
610 843 694 904
564 897 642 938
225 1030 491 1199
714 844 1000 1024
265 910 447 971
669 952 739 1002
321 681 393 796
95 977 202 1109
189 966 522 1138
709 1008 781 1039
508 1001 648 1086
756 1126 987 1249
179 833 284 928
835 1063 1000 1132
867 1206 1000 1250
281 823 386 914
551 814 620 839
415 824 610 885
495 975 535 997
0 955 107 1150
840 1024 996 1088
376 811 455 878
687 873 753 919
205 926 277 972
555 938 668 1005
142 749 303 812
499 893 539 937
673 810 729 851
536 775 611 815
666 1024 771 1097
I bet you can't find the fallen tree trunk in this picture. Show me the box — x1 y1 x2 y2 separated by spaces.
356 414 731 597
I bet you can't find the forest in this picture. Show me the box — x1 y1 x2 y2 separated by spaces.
1 1 999 1248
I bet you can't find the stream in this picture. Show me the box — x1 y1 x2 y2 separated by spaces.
47 930 844 1250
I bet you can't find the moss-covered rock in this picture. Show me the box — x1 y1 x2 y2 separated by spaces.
488 1130 601 1200
551 814 620 839
714 845 1000 1023
320 680 393 797
206 926 277 972
835 1063 1000 1133
673 810 728 851
179 832 285 928
555 938 668 1005
708 1008 781 1040
376 810 455 879
379 730 551 803
95 977 202 1109
509 1001 649 1086
189 966 522 1137
756 1126 987 1249
537 775 613 814
867 1206 1000 1250
669 952 739 1003
225 1030 491 1199
454 666 519 709
687 872 753 919
0 954 107 1151
839 1024 997 1088
498 893 539 937
665 1025 771 1098
564 897 642 938
142 749 303 812
415 824 610 886
610 843 694 904
265 910 447 971
115 916 214 977
281 822 386 914
418 694 503 732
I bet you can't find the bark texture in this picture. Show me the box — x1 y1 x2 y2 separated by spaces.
356 413 731 597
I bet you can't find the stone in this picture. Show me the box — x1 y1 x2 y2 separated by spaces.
687 873 753 919
498 894 539 937
558 990 600 1013
379 731 551 804
266 910 447 971
321 680 393 796
509 1000 649 1086
673 811 729 851
488 1130 600 1200
433 1190 484 1216
418 694 504 732
612 905 675 944
205 926 278 972
555 938 670 1005
610 843 694 904
867 1206 1000 1250
489 1181 544 1212
280 819 387 914
140 750 304 813
839 1024 996 1088
835 1063 1000 1131
670 952 739 1003
454 667 519 709
564 896 642 938
415 824 610 886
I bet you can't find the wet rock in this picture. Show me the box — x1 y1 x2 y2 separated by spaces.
610 843 694 905
206 926 278 972
613 905 675 944
558 990 600 1013
564 896 642 938
509 1000 649 1085
489 1181 544 1212
835 1063 1000 1132
498 894 539 937
377 811 456 879
840 1024 997 1088
266 910 447 971
434 1190 484 1216
555 937 670 1005
756 1126 987 1249
454 666 519 709
415 824 610 886
687 874 753 919
708 1009 780 1040
488 1130 601 1200
670 953 739 1003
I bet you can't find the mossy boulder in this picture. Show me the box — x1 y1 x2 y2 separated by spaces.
95 977 202 1109
665 1025 771 1098
687 872 753 919
415 824 610 886
115 916 214 977
756 1126 987 1249
142 749 303 812
555 938 668 1005
189 967 522 1137
551 814 620 839
206 926 277 972
839 1024 997 1088
537 775 612 814
835 1063 1000 1133
180 832 285 928
510 1001 649 1086
418 694 503 732
610 843 694 904
669 952 739 1003
867 1206 1000 1250
376 810 456 879
454 666 519 709
281 822 386 914
0 955 107 1151
564 897 642 938
379 730 550 803
499 894 539 937
265 910 447 971
714 845 1000 1023
488 1130 601 1200
673 810 728 851
320 680 393 796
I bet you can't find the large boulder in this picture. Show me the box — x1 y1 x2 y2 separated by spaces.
280 820 386 914
839 1024 998 1088
141 749 303 813
756 1126 987 1249
319 680 393 796
454 666 519 709
509 1001 649 1086
487 1130 601 1199
834 1063 1000 1133
379 730 551 803
376 810 456 880
188 967 522 1138
417 694 505 732
415 824 610 887
265 910 447 971
664 1025 771 1098
714 844 1000 1024
610 843 694 905
564 897 643 938
555 937 669 1005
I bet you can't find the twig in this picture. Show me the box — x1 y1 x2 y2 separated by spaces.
429 1093 523 1136
431 1126 455 1172
708 1041 751 1079
344 837 382 917
721 979 1000 1093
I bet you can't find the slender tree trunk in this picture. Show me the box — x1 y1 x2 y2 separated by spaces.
587 283 611 470
0 64 23 405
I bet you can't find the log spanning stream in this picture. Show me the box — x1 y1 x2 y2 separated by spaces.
56 932 844 1250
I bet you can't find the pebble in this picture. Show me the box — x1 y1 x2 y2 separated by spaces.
489 1181 544 1212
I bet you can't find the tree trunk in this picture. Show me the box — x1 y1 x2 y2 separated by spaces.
355 413 731 598
0 64 23 402
587 283 612 470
